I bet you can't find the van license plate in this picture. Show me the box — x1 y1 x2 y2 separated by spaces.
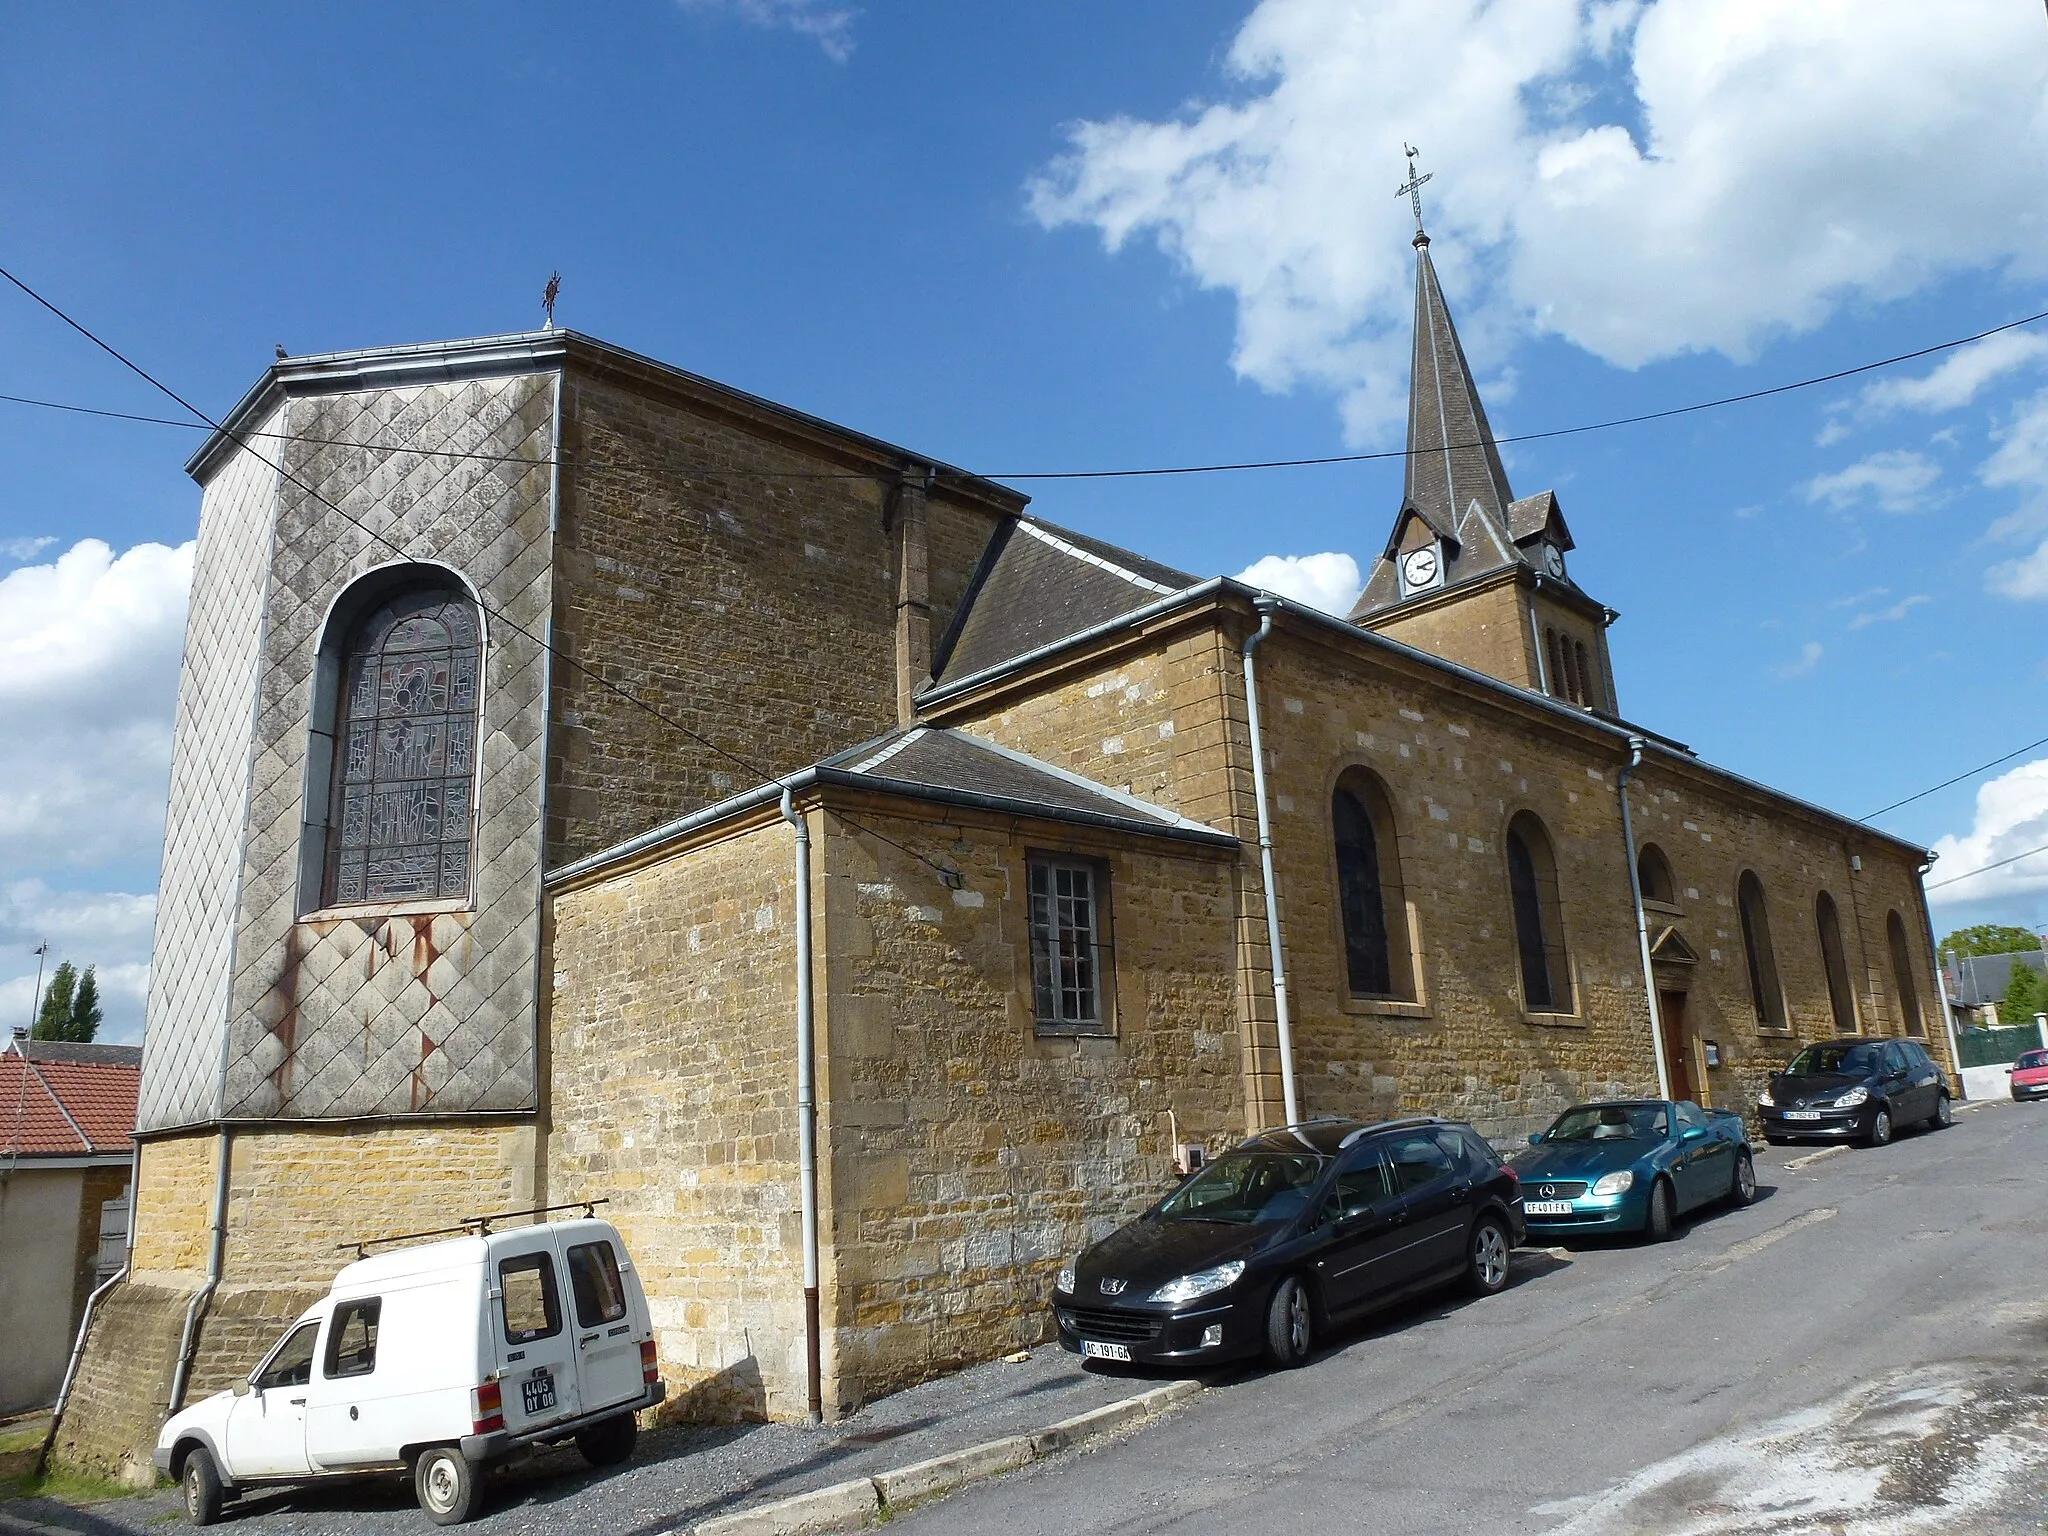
521 1370 557 1415
1081 1341 1131 1362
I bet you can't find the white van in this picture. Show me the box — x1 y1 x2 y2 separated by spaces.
153 1217 664 1525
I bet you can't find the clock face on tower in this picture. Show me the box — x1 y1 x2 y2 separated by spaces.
1400 545 1441 593
1542 543 1565 578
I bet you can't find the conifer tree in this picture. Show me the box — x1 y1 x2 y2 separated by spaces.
33 961 77 1040
67 966 103 1043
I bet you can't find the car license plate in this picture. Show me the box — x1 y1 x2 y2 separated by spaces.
1785 1110 1822 1121
1081 1340 1132 1362
1525 1200 1574 1215
521 1369 557 1415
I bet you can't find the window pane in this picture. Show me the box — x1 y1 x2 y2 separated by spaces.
1507 830 1553 1010
499 1252 563 1344
1385 1135 1455 1192
1028 858 1102 1029
322 1299 381 1379
566 1241 628 1328
1334 789 1393 996
258 1322 320 1390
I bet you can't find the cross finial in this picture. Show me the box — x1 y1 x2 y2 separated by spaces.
1397 144 1432 245
542 271 561 329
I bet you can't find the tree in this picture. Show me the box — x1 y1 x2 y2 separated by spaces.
2002 963 2048 1028
32 961 76 1040
30 961 103 1043
1940 924 2043 959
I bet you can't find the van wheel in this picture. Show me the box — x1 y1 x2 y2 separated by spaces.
414 1446 484 1525
1263 1276 1313 1368
181 1447 224 1526
575 1413 638 1467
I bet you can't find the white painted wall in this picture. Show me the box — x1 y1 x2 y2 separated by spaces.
0 1168 83 1413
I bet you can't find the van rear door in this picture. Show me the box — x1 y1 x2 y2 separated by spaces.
563 1232 641 1413
490 1237 582 1434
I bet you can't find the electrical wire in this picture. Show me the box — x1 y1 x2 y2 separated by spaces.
1862 731 2048 823
0 264 964 886
3 307 2047 483
1926 839 2048 892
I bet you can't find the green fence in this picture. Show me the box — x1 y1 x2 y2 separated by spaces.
1956 1023 2046 1069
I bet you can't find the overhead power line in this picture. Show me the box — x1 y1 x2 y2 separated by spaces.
1926 840 2048 893
2 307 2047 483
1862 731 2048 823
0 263 963 886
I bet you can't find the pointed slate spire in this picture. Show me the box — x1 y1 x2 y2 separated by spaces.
1404 231 1515 539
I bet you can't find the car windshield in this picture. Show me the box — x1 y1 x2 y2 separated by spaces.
1157 1152 1325 1225
1544 1104 1668 1142
1785 1043 1878 1075
2016 1050 2048 1070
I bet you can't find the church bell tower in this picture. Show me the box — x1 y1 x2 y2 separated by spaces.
1350 150 1617 715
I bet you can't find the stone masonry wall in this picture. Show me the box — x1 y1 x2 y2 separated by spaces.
1365 575 1539 693
547 819 810 1424
548 371 1002 865
819 806 1242 1410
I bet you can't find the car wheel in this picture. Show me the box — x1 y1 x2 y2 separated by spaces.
1466 1217 1511 1296
1866 1106 1893 1148
1728 1149 1757 1207
1263 1276 1313 1368
1930 1093 1953 1130
576 1413 638 1467
415 1446 484 1526
181 1447 224 1527
1645 1177 1675 1242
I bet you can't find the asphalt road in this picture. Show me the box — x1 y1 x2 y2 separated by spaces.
899 1098 2048 1536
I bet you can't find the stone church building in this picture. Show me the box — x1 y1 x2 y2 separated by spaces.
59 227 1953 1474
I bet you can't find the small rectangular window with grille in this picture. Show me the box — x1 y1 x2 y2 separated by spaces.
1027 855 1113 1035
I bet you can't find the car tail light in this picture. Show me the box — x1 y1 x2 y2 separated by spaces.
1501 1163 1519 1185
640 1339 659 1384
472 1381 505 1435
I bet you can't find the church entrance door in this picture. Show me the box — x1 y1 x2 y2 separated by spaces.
1658 990 1697 1104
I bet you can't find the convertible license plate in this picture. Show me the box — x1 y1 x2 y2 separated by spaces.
1081 1340 1132 1362
1785 1110 1822 1121
521 1369 557 1415
1524 1200 1574 1216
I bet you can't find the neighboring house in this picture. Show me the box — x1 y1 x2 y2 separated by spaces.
0 1036 137 1415
1942 948 2047 1028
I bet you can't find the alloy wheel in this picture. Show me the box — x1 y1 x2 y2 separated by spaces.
1735 1152 1756 1204
1288 1283 1311 1355
1473 1223 1509 1291
1870 1108 1892 1147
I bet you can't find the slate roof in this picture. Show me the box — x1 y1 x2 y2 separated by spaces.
1944 949 2046 1007
1350 236 1584 621
1 1041 138 1158
821 727 1230 843
934 518 1197 687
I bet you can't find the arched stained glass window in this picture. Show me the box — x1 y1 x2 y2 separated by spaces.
1333 771 1412 999
322 588 482 907
1506 811 1572 1012
1816 891 1857 1033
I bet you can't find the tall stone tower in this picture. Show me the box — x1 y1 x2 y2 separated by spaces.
1350 214 1617 714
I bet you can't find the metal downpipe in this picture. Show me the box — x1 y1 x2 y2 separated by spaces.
168 1127 232 1413
1618 737 1672 1101
1240 600 1299 1126
781 787 823 1425
1917 857 1966 1100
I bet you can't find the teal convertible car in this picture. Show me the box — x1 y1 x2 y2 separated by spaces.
1510 1100 1755 1240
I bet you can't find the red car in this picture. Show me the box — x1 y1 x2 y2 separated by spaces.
2012 1049 2048 1102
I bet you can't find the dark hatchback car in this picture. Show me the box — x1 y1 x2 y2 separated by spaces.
1759 1036 1953 1147
1052 1117 1525 1370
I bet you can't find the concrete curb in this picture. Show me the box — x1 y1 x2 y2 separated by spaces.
684 1378 1202 1535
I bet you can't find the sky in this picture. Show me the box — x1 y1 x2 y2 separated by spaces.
3 0 2047 1044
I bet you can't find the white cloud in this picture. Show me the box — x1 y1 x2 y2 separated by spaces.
0 880 156 1045
0 536 57 563
1845 593 1931 630
1929 759 2048 907
1854 330 2048 419
676 0 856 61
1803 450 1941 514
0 538 193 870
1236 551 1364 616
1982 389 2048 597
1031 0 2048 443
1773 640 1823 678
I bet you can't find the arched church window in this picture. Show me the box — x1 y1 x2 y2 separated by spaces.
1506 811 1572 1012
314 578 483 908
1332 770 1413 999
1885 909 1924 1036
1737 871 1786 1030
1637 843 1677 908
1816 891 1857 1034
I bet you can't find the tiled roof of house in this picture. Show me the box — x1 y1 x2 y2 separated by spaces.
933 518 1197 687
2 1042 139 1157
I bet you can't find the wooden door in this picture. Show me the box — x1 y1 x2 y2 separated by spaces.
1659 990 1697 1104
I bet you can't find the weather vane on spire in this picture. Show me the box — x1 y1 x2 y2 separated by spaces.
542 271 560 330
1397 144 1432 242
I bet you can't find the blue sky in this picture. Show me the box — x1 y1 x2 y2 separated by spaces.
4 1 2047 1040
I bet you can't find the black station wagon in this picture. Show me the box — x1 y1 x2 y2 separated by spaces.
1052 1117 1526 1369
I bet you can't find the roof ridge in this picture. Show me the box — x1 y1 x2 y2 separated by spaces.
1015 520 1177 596
7 1053 91 1156
949 729 1228 838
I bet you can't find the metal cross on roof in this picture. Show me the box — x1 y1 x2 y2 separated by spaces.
1397 144 1432 236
